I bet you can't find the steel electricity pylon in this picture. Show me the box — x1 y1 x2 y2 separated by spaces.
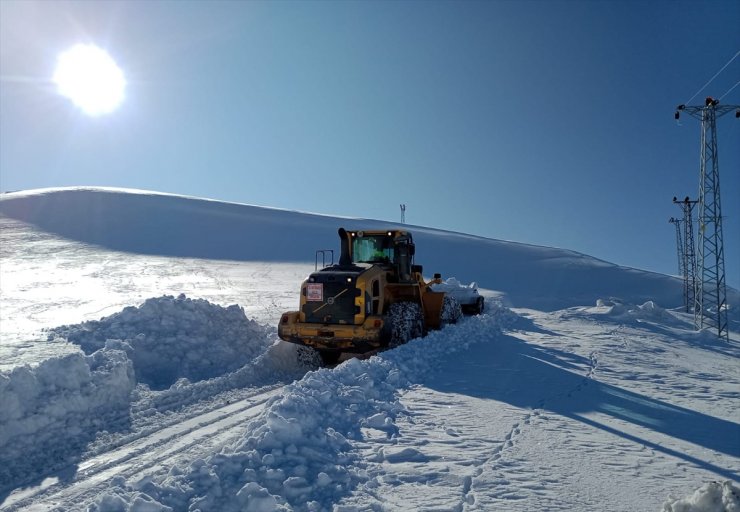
675 97 739 341
672 196 698 314
669 216 685 276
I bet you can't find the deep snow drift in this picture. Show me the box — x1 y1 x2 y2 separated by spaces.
1 187 739 511
50 294 274 390
0 294 301 496
0 346 134 487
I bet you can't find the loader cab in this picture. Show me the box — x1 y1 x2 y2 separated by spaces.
351 233 393 264
348 230 415 283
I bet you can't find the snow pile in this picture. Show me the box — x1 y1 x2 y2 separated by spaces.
92 489 173 512
0 347 135 489
90 303 511 511
662 481 740 512
0 296 304 494
50 294 275 390
591 298 684 325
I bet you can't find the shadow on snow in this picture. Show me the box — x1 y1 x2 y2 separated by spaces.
424 332 740 481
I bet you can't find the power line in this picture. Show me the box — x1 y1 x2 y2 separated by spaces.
720 80 740 100
685 49 740 105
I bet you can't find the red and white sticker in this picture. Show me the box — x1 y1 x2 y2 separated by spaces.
307 283 323 301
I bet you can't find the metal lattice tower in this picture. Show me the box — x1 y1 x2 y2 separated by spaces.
400 204 406 224
669 216 685 278
672 196 698 313
675 98 739 341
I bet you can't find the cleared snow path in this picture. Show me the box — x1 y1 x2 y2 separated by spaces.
3 387 282 511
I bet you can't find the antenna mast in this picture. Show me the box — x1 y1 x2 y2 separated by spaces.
400 204 406 224
675 97 739 341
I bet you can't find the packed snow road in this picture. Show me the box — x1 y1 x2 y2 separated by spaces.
3 386 282 511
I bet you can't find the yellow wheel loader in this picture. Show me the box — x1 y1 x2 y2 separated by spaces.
278 227 462 365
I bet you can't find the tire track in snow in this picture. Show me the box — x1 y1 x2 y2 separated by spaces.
4 387 283 511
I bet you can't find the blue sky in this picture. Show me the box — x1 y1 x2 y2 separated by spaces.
1 0 739 288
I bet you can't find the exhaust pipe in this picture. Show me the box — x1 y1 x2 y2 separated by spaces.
338 227 352 267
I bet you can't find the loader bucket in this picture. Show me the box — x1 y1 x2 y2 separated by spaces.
422 290 445 330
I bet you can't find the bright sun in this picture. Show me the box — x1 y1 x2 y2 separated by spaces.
53 44 126 116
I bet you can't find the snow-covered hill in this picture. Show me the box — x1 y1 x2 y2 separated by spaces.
1 187 738 511
0 187 704 311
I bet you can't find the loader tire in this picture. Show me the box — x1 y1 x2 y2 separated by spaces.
386 302 424 348
441 296 463 325
296 345 322 367
463 296 485 315
474 296 485 315
317 350 341 366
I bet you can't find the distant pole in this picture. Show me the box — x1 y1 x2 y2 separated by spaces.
672 196 698 313
675 98 739 341
400 204 406 224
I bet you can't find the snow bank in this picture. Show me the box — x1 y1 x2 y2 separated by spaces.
589 298 685 325
662 481 740 512
0 347 135 489
50 295 275 390
90 303 513 511
0 296 283 490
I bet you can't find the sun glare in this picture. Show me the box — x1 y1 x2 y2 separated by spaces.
53 44 126 116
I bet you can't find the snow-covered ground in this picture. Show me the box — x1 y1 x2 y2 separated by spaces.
1 188 738 511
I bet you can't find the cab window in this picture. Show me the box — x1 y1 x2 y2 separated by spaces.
352 235 393 263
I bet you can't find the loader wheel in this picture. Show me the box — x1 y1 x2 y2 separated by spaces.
386 302 424 348
474 296 485 315
441 296 463 325
317 350 341 366
296 345 322 367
